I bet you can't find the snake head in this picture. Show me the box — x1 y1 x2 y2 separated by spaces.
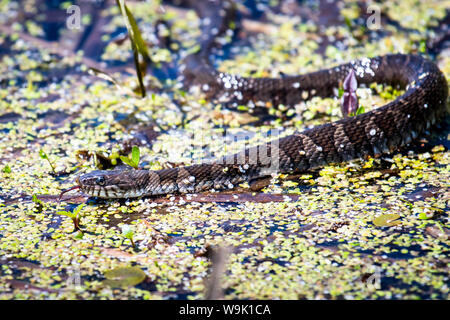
76 170 148 198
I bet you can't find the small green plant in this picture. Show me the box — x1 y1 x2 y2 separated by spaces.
418 212 433 220
120 145 140 169
418 39 427 53
121 224 136 248
356 106 365 115
39 149 56 174
74 231 84 240
32 194 44 213
417 208 440 220
2 165 11 173
344 16 353 30
57 204 85 231
349 106 365 117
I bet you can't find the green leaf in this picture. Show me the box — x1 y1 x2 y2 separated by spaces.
119 146 140 169
355 106 365 115
131 49 147 98
121 224 134 239
32 194 42 205
344 16 352 29
56 210 75 219
39 149 48 159
31 194 44 212
39 149 55 173
56 206 83 220
373 214 401 227
131 146 140 166
119 155 135 168
103 266 146 288
116 0 148 97
74 231 84 240
418 212 434 220
116 0 150 59
418 39 426 53
2 165 11 173
73 204 85 216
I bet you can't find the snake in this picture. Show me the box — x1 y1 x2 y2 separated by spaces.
63 0 448 199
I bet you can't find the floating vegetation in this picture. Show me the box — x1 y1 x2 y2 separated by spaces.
31 194 44 213
373 214 401 227
103 266 147 288
2 165 11 174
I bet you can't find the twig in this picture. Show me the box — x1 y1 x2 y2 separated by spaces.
204 245 232 300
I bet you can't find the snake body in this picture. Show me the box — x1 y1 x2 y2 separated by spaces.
75 0 448 199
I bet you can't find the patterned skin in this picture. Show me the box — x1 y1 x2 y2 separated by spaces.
75 1 448 198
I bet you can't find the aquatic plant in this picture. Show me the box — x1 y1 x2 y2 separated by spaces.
116 0 150 97
39 149 56 174
121 224 136 248
56 204 85 231
119 145 140 169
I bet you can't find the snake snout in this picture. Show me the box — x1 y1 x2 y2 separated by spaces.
75 170 147 198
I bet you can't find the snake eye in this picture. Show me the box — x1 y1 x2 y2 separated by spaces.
96 176 106 186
